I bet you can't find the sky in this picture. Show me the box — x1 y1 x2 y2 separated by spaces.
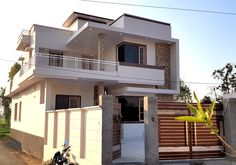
0 0 235 99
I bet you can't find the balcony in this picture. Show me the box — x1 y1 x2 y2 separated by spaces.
16 30 30 51
5 53 165 96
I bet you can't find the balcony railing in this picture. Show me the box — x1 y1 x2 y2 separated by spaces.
19 53 119 77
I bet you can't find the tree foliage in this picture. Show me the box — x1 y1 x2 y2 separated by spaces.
8 62 21 81
201 96 212 104
175 80 192 103
0 88 11 124
212 63 236 94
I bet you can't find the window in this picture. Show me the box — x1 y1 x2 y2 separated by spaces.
19 102 22 122
117 43 146 64
49 51 63 67
117 96 144 122
55 95 81 110
14 103 18 121
69 97 79 108
139 98 144 121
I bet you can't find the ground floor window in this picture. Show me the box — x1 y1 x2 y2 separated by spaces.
117 96 144 122
55 95 81 110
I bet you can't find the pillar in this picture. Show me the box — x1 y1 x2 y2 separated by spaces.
144 95 159 165
223 96 236 159
98 81 105 96
98 33 105 61
99 95 113 165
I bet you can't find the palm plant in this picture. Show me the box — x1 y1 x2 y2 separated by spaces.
175 92 235 154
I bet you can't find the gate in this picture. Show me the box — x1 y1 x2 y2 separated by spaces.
113 103 122 160
158 102 225 160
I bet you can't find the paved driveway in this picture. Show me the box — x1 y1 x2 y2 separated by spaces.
0 136 42 165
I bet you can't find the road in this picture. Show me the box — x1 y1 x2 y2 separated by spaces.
0 136 42 165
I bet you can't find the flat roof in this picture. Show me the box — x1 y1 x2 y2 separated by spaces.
110 13 170 26
63 12 114 27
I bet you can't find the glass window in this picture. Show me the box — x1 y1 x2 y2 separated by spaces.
14 103 18 121
19 102 22 122
55 95 81 110
69 97 79 108
118 43 146 64
117 96 144 122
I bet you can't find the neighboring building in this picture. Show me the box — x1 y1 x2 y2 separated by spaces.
5 12 179 160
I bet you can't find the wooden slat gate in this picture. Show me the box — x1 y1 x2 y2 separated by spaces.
158 102 225 160
113 103 122 160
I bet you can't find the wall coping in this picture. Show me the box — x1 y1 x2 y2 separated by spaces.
223 93 236 99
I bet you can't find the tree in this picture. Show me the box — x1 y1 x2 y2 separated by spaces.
175 80 192 103
0 88 11 124
212 63 236 94
201 96 212 104
8 62 21 81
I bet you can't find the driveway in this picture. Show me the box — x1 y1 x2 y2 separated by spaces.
0 136 42 165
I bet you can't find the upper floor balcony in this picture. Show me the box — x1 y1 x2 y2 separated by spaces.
5 53 165 96
16 30 30 51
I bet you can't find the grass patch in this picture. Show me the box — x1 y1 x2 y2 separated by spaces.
0 118 7 124
0 119 10 136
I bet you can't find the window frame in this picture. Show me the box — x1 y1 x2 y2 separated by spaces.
117 42 147 65
55 95 81 110
19 101 22 122
14 103 18 121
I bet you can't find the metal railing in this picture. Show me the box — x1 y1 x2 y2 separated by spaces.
35 53 118 72
20 56 35 76
18 53 118 77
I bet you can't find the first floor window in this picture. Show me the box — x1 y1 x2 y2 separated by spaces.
55 95 81 110
117 96 144 122
14 103 18 121
19 102 22 122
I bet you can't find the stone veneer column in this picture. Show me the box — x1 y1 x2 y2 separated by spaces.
98 33 105 61
99 95 113 165
98 81 105 96
156 43 171 89
144 95 159 165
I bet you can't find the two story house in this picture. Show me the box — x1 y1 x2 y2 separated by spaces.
5 12 179 160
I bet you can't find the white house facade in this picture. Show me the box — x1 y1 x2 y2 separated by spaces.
5 12 179 162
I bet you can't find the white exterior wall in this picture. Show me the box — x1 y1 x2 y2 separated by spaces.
34 25 73 53
111 16 125 28
11 83 45 137
49 79 94 109
124 16 171 40
44 107 102 165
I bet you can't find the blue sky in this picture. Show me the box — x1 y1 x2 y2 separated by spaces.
0 0 235 99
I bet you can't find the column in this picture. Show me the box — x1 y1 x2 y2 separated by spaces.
99 95 113 165
98 33 105 71
144 95 159 165
223 97 236 158
98 81 105 96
